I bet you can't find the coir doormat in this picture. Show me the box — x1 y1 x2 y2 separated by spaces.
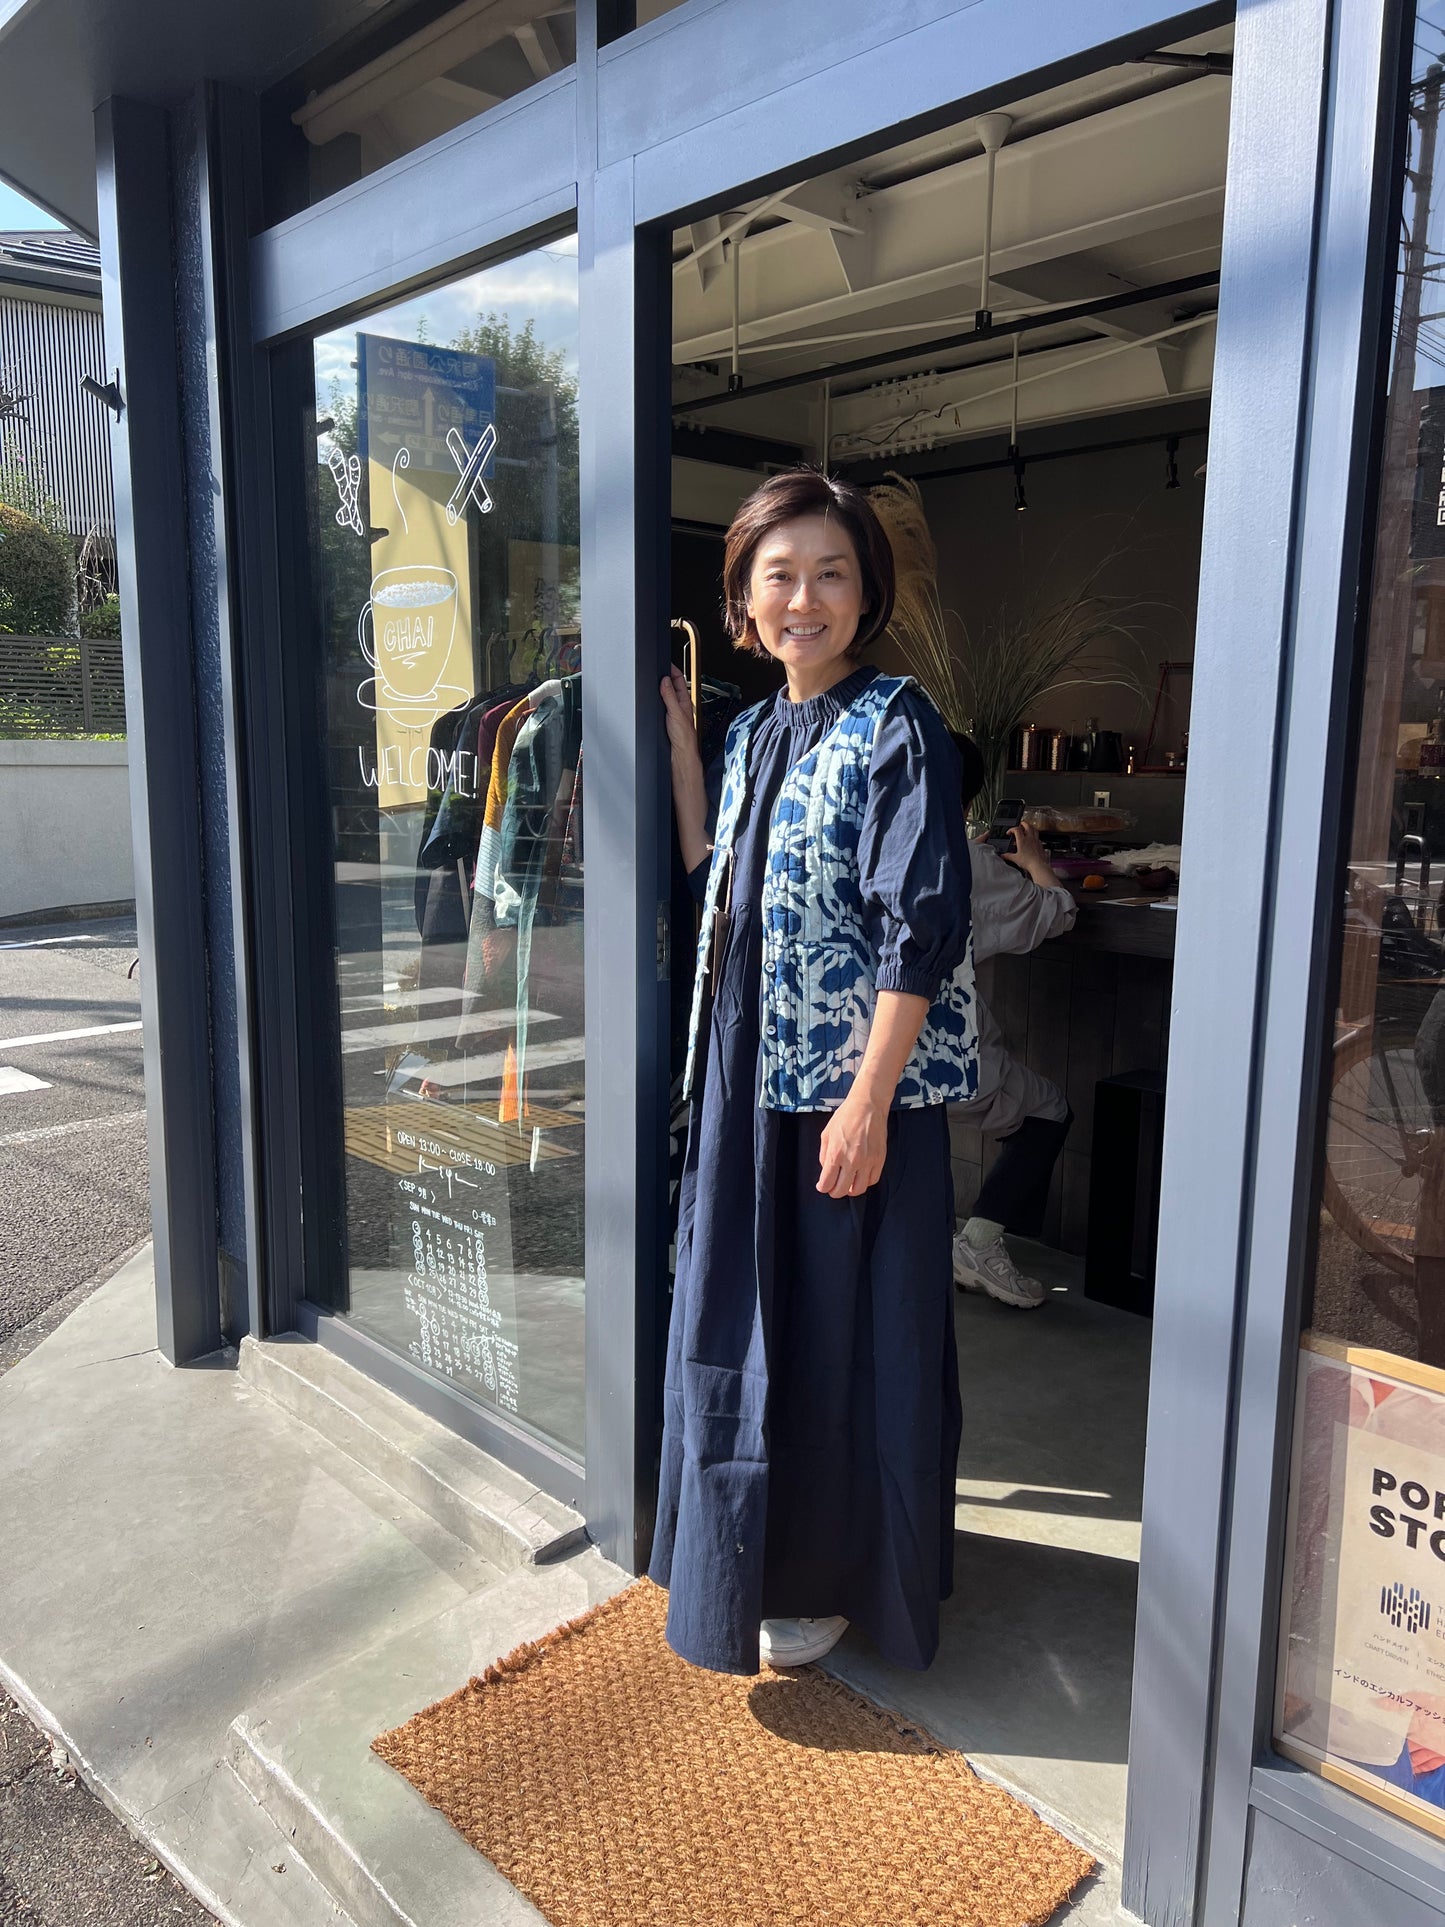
372 1580 1094 1927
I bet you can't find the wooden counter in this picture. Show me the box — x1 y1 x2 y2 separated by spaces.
1048 875 1179 960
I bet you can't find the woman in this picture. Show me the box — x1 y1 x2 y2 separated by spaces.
649 468 979 1676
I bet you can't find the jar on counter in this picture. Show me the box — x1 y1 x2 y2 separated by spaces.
1018 723 1049 771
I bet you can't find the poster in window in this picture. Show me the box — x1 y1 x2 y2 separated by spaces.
355 333 496 807
1276 1334 1445 1840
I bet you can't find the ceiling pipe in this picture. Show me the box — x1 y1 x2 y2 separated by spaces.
974 112 1013 330
673 268 1220 416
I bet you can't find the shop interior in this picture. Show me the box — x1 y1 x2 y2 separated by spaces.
666 26 1231 1863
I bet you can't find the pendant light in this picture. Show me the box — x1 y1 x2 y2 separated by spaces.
727 234 743 393
1008 333 1027 511
974 113 1013 331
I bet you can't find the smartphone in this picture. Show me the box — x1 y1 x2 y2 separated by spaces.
984 798 1026 852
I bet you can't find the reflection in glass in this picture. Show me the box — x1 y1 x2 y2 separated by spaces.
1276 11 1445 1844
1308 29 1445 1365
308 238 584 1459
283 5 578 209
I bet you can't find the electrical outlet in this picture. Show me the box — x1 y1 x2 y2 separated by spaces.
1093 788 1112 808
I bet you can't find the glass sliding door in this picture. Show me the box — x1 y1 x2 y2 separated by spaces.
304 236 584 1461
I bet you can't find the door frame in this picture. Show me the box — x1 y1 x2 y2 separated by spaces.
223 2 1373 1919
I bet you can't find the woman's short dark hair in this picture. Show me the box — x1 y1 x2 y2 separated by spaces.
951 731 988 814
721 467 896 659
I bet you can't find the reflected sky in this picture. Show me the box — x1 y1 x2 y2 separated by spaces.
313 235 579 414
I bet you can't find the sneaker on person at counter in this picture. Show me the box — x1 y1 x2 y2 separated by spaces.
952 1230 1048 1310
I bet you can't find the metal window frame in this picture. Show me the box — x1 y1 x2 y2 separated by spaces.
212 1 1408 1918
1198 1 1445 1921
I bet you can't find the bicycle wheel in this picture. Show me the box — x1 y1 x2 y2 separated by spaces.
1321 1018 1431 1279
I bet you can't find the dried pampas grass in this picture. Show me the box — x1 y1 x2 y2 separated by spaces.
866 473 966 730
867 472 1153 827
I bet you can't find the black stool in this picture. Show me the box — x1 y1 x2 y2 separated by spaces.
1085 1069 1166 1317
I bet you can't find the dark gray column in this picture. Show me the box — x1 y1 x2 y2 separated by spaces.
95 96 221 1363
1121 0 1335 1919
578 141 673 1569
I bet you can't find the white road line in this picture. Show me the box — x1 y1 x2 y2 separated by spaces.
0 1019 143 1050
0 1068 51 1095
0 933 110 951
0 1106 147 1148
340 1008 559 1053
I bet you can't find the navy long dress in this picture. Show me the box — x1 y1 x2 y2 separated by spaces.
649 663 973 1676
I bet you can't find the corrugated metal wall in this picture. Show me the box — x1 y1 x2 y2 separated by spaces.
0 293 114 540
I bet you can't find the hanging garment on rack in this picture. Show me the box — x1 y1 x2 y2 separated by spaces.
413 686 528 1000
418 684 526 877
412 698 475 938
457 689 536 1042
494 675 582 1108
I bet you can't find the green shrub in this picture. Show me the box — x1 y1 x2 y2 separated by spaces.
0 504 75 636
79 592 121 639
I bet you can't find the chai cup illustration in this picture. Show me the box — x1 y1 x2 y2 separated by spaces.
359 564 458 706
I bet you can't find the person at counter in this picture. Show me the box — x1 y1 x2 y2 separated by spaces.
950 737 1077 1311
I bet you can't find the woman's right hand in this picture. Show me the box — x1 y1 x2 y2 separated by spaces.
661 667 711 874
661 666 703 769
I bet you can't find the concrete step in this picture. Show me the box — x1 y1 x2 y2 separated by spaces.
238 1333 586 1573
2 1651 359 1927
228 1547 630 1927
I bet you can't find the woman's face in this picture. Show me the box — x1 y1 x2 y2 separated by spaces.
744 513 867 679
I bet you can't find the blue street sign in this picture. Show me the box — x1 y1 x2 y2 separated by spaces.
358 333 496 480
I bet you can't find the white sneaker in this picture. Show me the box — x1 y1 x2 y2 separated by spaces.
758 1615 849 1668
952 1231 1048 1309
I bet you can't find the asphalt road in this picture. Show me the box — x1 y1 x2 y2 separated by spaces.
0 912 217 1926
0 913 150 1375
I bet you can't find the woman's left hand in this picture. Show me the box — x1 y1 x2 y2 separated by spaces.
817 1091 889 1197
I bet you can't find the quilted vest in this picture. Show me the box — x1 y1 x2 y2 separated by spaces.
683 672 979 1112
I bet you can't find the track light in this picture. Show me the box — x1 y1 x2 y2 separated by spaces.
1011 442 1027 512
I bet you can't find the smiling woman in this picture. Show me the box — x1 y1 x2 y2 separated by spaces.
650 467 979 1677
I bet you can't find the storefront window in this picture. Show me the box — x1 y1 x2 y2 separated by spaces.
306 237 584 1460
1275 6 1445 1840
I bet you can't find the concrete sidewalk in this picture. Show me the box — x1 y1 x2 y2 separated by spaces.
0 1248 606 1926
0 1247 1127 1927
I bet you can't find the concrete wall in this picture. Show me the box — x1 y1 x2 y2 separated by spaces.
0 739 133 921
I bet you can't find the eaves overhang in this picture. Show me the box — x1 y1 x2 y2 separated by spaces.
0 0 394 238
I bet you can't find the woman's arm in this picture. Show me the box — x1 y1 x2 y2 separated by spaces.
660 667 711 875
816 989 930 1198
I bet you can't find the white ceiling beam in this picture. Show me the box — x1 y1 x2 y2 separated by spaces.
823 317 1216 456
770 177 875 295
293 0 546 145
671 186 798 274
672 81 1227 362
514 16 562 79
688 215 723 295
359 112 405 164
987 258 1160 341
672 185 1223 363
422 75 504 115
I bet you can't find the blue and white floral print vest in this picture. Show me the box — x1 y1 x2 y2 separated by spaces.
683 672 979 1112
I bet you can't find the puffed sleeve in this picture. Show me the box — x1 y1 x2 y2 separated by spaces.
857 689 973 1001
